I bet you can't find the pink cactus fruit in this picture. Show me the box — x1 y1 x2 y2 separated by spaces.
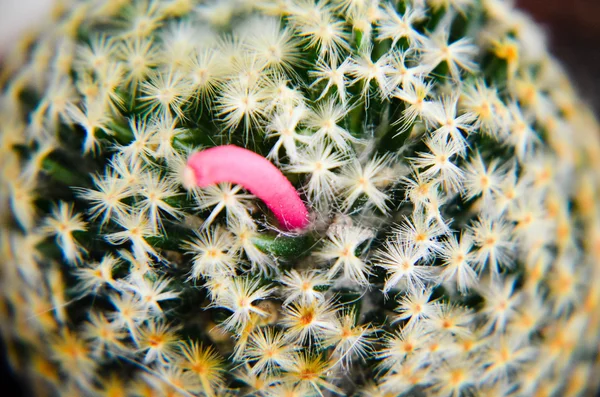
184 145 310 231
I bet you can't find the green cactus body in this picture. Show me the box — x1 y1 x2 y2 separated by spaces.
1 0 600 396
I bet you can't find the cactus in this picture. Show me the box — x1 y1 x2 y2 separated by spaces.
1 0 600 396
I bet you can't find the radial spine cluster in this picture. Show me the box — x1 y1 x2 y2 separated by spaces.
1 0 600 396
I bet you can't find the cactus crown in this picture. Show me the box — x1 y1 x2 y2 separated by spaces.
1 0 600 396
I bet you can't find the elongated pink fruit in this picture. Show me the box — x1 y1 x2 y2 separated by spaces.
184 145 309 231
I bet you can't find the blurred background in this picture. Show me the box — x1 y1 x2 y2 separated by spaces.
0 0 600 395
518 0 600 114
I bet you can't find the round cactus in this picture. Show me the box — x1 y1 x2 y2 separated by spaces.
1 0 600 396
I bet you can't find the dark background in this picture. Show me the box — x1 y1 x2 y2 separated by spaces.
0 339 22 396
1 1 600 396
518 0 600 115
